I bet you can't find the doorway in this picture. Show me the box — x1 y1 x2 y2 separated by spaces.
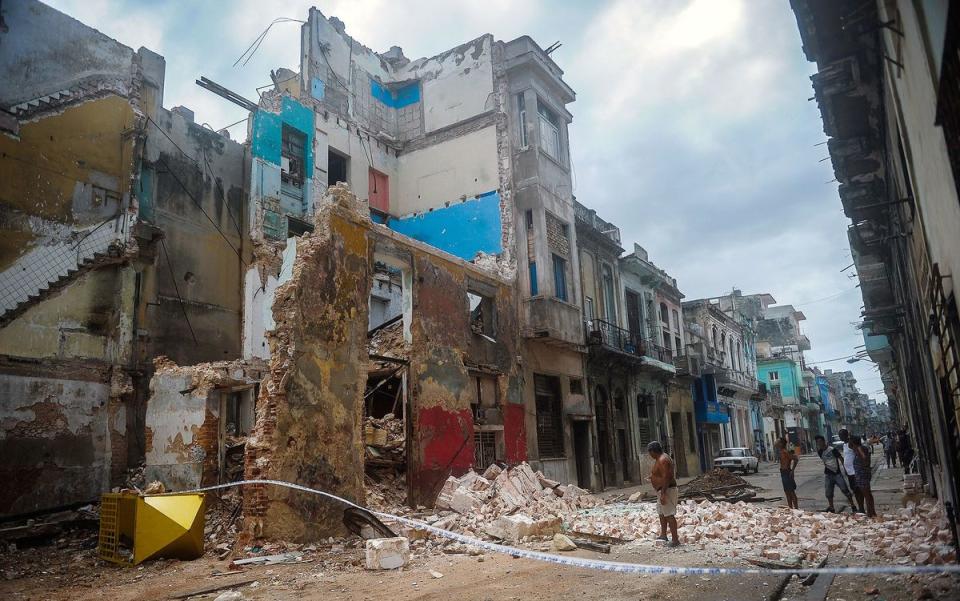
594 386 610 490
617 428 629 483
572 420 591 489
670 411 688 477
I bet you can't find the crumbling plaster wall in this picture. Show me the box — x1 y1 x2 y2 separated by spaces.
521 343 589 487
140 106 248 366
244 190 373 541
0 361 122 515
0 0 134 108
404 236 523 506
244 185 524 536
144 358 265 490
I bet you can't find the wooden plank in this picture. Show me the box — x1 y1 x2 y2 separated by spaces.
168 578 257 599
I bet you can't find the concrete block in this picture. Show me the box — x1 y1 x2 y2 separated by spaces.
449 489 482 514
551 533 578 552
365 537 410 570
485 514 535 541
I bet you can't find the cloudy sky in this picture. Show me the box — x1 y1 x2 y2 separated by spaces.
46 0 886 401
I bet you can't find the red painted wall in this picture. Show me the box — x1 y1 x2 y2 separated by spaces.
504 402 527 463
415 405 474 502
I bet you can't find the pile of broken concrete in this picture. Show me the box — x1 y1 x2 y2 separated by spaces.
568 498 957 565
428 463 602 542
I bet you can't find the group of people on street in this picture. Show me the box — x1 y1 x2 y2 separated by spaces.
882 427 915 472
642 425 903 547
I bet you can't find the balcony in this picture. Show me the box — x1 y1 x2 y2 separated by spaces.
714 368 758 401
585 319 676 374
586 318 638 355
522 296 584 349
673 353 701 377
574 201 620 245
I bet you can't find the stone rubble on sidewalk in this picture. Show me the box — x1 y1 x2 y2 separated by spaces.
568 498 956 566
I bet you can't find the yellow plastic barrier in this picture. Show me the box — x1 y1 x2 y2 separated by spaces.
98 492 205 566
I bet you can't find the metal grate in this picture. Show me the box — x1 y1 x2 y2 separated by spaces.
534 374 564 458
930 263 960 508
474 431 498 469
97 493 130 565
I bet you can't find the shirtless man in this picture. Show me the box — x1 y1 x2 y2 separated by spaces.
775 438 799 509
647 441 680 547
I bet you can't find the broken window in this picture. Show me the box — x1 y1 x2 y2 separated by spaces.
281 125 306 189
468 290 495 338
769 370 780 381
584 296 595 323
659 302 669 326
552 254 568 302
471 375 499 422
569 377 584 395
328 148 348 186
525 209 534 229
222 388 254 437
537 100 562 161
686 412 697 453
534 374 564 458
517 94 528 147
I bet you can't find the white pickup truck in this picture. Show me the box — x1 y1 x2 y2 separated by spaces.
713 447 759 474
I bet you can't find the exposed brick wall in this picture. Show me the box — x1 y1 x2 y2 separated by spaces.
545 212 570 257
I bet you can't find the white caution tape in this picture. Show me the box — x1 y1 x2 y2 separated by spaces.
157 479 960 576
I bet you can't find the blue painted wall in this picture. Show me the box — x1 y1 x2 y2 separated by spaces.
251 96 315 176
694 375 729 424
387 191 502 261
817 375 833 416
371 79 420 109
757 359 802 401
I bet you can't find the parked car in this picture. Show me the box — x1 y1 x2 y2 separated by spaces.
713 447 759 474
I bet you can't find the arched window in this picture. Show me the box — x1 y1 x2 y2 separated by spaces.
729 338 736 369
712 326 719 348
736 341 742 371
659 302 669 325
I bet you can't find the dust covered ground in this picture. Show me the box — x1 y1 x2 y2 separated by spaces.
2 455 959 601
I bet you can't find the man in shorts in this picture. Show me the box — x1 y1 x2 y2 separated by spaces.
775 438 799 509
647 441 679 547
838 428 865 512
815 434 855 513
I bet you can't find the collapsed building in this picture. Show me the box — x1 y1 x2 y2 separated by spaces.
4 0 754 540
0 0 610 536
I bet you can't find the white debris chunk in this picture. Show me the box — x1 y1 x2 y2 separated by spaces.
365 537 410 570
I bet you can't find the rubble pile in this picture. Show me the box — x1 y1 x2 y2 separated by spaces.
681 468 751 493
568 499 957 565
424 463 602 541
364 414 404 465
368 319 408 365
204 490 244 558
365 470 407 513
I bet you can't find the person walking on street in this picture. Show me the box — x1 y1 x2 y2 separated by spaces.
849 435 877 517
883 432 897 468
838 428 865 513
816 435 856 513
775 438 799 509
897 426 914 474
647 441 680 547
